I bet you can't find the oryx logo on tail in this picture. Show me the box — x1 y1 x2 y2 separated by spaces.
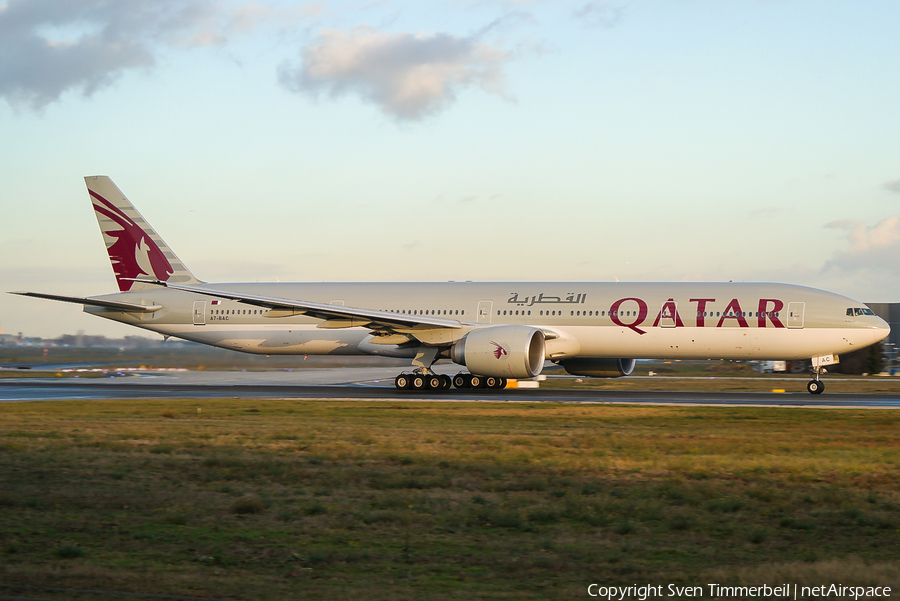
90 189 173 291
491 341 508 360
84 176 200 292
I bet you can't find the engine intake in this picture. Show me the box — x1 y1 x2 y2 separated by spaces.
451 325 545 379
559 358 635 378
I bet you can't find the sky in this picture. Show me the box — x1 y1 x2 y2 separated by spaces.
1 0 899 339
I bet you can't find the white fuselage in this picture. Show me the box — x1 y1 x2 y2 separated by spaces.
87 281 889 362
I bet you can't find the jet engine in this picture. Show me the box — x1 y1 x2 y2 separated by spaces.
558 358 635 378
450 325 545 379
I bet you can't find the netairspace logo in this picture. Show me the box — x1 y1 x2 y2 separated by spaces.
586 583 893 600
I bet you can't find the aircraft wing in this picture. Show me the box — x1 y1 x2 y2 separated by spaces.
154 282 464 331
11 292 162 313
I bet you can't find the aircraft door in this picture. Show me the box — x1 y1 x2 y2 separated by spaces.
659 300 678 328
477 300 493 324
787 302 805 329
192 301 206 325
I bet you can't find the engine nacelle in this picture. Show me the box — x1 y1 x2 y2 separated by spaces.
559 358 635 378
451 325 545 379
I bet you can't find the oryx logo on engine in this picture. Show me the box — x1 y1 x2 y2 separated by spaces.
491 341 508 360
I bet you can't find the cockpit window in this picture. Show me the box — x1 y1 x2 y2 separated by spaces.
848 307 875 316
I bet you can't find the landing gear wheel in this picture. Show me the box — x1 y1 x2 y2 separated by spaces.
453 374 469 389
807 380 825 395
440 375 452 390
485 376 507 389
426 375 443 390
412 375 427 390
395 374 412 390
469 375 483 388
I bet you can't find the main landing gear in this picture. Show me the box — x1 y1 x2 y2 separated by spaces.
807 366 826 395
394 372 507 391
394 345 508 391
394 372 452 391
452 373 507 389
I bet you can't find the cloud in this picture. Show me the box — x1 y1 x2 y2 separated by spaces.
0 0 300 109
748 206 781 217
278 26 512 120
822 216 900 275
824 218 863 231
884 180 900 193
574 1 629 28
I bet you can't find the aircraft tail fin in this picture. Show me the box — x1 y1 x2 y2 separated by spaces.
85 176 201 292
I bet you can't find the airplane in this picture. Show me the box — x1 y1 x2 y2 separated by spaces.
12 176 890 395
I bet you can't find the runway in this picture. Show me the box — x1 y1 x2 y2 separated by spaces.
2 368 900 407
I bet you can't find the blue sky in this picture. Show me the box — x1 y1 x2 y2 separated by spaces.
1 0 899 338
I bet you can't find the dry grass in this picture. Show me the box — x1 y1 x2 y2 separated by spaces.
706 556 900 586
0 399 898 599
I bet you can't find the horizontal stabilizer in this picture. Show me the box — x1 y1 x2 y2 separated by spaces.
11 292 162 313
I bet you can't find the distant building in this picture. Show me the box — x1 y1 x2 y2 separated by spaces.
866 303 900 348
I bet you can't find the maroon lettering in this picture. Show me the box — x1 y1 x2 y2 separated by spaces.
652 298 685 327
716 299 749 328
690 298 715 327
757 299 785 328
610 298 649 335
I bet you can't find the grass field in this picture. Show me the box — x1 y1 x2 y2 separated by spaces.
1 399 899 600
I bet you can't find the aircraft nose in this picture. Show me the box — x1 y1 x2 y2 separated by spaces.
874 317 891 343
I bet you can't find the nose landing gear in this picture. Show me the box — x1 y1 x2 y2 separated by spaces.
807 366 826 395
